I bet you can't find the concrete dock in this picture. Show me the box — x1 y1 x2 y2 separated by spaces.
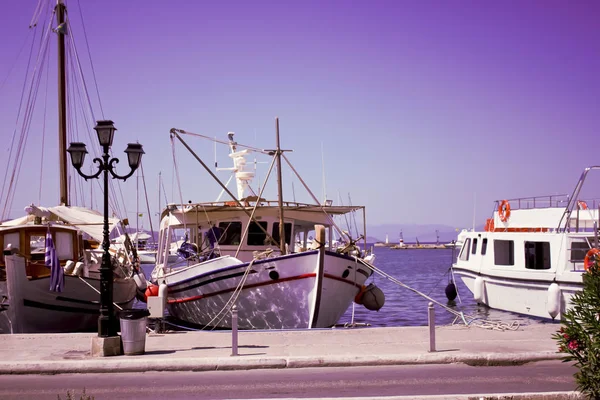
0 322 563 375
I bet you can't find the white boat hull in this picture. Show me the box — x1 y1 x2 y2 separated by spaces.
454 266 582 320
164 250 372 329
2 255 137 333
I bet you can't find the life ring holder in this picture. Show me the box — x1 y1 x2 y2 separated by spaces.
499 200 511 222
584 248 599 271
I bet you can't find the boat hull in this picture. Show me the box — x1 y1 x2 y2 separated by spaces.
2 255 136 333
453 267 582 320
164 250 372 329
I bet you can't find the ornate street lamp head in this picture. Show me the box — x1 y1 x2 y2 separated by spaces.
66 142 88 169
124 143 145 170
94 120 116 147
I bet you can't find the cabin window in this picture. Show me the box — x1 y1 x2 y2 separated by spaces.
56 232 74 260
29 234 46 261
570 239 593 263
272 222 292 245
481 238 488 255
459 238 471 261
218 222 242 245
246 221 268 246
525 241 551 270
471 238 478 255
494 240 514 266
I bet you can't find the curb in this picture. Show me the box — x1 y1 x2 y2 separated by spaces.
0 351 563 375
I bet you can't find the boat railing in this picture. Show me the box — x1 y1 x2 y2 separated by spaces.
494 194 570 211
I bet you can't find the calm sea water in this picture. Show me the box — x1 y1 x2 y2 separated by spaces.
340 246 551 327
139 246 555 328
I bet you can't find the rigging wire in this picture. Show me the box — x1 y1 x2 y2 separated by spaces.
140 162 155 242
2 9 54 219
0 19 43 219
75 0 104 119
178 129 269 155
0 31 34 95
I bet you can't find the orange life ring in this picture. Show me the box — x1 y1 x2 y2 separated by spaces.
499 200 511 222
577 200 588 210
584 248 599 271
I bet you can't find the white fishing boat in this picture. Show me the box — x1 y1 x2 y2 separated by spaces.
149 126 384 329
452 166 600 320
0 1 141 333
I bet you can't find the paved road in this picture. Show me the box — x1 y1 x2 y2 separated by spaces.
0 361 577 400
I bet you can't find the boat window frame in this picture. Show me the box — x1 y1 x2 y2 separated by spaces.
493 239 514 266
481 238 488 255
459 238 471 261
524 241 551 270
471 238 478 255
217 221 243 246
272 222 293 246
246 221 269 246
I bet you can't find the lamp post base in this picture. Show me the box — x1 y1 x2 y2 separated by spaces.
91 336 122 357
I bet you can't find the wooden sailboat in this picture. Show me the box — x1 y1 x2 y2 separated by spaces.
0 1 137 334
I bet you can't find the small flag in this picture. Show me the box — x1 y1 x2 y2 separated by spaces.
45 231 64 292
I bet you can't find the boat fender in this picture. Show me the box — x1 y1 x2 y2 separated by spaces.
158 283 168 298
547 283 561 319
72 261 84 276
64 260 76 275
360 283 385 311
445 282 457 301
473 276 485 303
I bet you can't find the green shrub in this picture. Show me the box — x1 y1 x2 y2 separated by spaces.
553 252 600 399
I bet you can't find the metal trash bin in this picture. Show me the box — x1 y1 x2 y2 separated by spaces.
119 309 150 355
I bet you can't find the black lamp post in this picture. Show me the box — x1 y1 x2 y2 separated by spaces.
67 120 144 337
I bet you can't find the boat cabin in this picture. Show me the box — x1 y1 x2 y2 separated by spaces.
156 200 364 266
0 224 82 280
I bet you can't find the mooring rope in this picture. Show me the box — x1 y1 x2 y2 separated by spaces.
360 257 520 331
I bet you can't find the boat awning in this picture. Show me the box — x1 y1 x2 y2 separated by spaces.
1 204 121 242
46 205 120 242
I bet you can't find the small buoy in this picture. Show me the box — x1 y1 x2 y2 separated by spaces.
360 283 385 311
445 282 457 301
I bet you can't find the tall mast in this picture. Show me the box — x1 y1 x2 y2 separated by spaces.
56 0 68 206
275 118 286 254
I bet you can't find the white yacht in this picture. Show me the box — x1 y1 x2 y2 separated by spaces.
452 166 600 320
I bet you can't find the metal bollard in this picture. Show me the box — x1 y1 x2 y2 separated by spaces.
231 305 238 356
428 302 436 352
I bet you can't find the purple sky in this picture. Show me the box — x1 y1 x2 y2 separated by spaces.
1 0 599 230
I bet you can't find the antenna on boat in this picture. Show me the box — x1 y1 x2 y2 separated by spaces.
214 137 217 168
472 192 476 231
321 141 327 204
275 118 286 254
